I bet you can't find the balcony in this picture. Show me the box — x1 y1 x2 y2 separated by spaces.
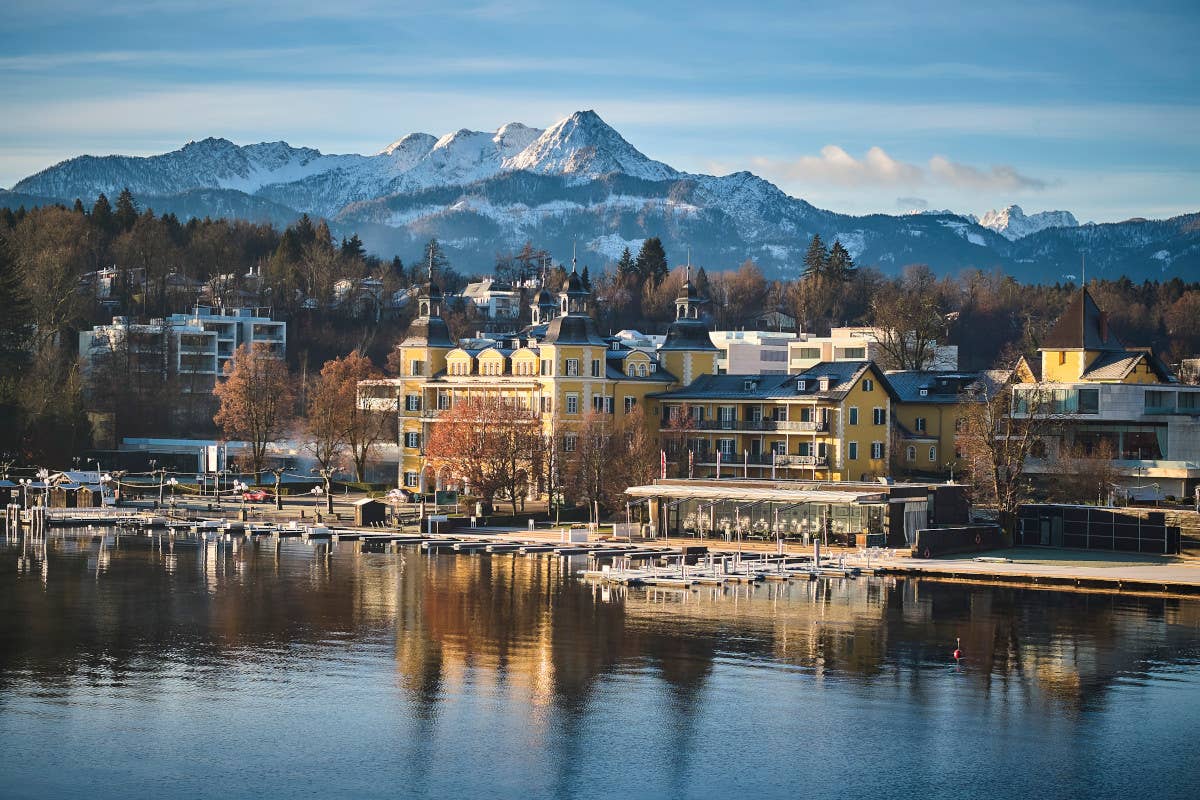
667 418 827 433
693 453 829 468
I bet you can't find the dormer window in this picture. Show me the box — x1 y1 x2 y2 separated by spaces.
818 377 830 391
744 379 757 392
919 388 928 397
796 379 806 392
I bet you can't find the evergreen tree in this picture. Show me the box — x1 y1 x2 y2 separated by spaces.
293 214 317 247
115 187 139 232
635 237 668 283
0 208 14 230
72 199 85 214
92 193 115 233
389 255 404 277
616 246 636 276
802 233 828 280
826 240 855 281
694 266 712 299
422 238 450 273
341 233 365 260
0 232 31 373
581 265 592 290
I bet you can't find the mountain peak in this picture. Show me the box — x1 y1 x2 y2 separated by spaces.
504 109 677 182
977 204 1078 240
379 132 436 157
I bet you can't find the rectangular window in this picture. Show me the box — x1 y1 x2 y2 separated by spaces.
915 416 926 432
798 442 811 457
717 438 736 457
405 431 421 449
840 347 866 359
566 359 579 376
795 347 821 359
849 407 859 425
540 359 552 376
1145 390 1175 413
1181 392 1200 412
863 378 874 392
818 442 827 458
405 394 421 412
772 441 787 456
410 360 425 377
562 433 577 453
566 394 579 414
591 359 601 377
873 407 886 425
1078 388 1099 414
749 405 763 422
871 441 883 460
540 396 553 413
848 441 859 460
404 472 420 488
437 391 451 410
592 396 613 413
624 396 636 414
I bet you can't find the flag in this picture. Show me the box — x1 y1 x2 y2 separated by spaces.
716 450 722 478
660 449 667 480
772 449 777 480
688 449 694 479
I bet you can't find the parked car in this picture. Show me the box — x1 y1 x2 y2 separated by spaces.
242 489 272 502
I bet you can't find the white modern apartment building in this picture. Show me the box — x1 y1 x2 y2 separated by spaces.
80 306 286 394
787 327 958 372
708 330 797 374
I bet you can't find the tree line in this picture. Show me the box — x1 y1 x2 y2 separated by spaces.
3 192 1199 466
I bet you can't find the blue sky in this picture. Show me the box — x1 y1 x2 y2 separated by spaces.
2 0 1197 221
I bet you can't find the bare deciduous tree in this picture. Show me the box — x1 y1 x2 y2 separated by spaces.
955 372 1056 537
213 343 296 480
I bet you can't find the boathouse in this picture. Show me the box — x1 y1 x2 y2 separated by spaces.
625 478 970 548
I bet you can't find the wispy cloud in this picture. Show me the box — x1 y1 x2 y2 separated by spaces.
727 146 1046 192
896 196 928 211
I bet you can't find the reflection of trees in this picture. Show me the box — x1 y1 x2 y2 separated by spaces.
2 533 1197 723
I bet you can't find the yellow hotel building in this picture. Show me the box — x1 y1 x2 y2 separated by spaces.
358 264 722 492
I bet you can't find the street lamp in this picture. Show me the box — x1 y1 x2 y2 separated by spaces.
36 468 49 506
19 478 30 508
167 477 179 508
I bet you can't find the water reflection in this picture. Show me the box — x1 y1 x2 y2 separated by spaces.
0 529 1197 800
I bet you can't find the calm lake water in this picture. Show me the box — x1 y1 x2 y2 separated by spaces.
1 530 1198 800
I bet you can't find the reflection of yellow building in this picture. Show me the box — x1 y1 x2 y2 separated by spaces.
359 262 721 492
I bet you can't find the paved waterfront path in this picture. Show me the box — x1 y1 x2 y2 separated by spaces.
876 548 1200 594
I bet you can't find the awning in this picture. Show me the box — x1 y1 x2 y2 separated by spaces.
624 484 887 504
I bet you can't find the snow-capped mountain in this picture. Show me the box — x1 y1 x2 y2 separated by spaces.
7 111 1197 283
505 110 676 182
974 204 1079 241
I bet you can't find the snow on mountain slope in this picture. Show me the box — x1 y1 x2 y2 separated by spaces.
975 204 1079 240
505 110 676 182
13 137 359 200
9 111 1196 284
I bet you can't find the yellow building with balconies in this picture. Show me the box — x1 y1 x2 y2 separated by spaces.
358 263 721 492
646 361 897 482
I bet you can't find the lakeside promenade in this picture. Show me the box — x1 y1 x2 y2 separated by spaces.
13 494 1200 597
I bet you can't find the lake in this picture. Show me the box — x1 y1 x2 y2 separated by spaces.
1 529 1197 799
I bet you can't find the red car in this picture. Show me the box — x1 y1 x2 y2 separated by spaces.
242 489 272 502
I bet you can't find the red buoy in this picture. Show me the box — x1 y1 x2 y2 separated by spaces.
953 637 963 661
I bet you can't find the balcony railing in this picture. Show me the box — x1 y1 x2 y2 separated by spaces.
692 453 829 467
666 418 827 433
